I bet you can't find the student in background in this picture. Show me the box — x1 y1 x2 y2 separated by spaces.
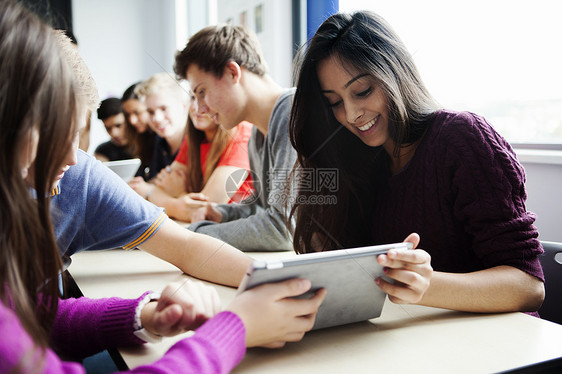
174 24 297 251
0 2 325 372
144 95 253 222
288 10 544 314
122 82 156 180
94 97 134 162
128 73 187 194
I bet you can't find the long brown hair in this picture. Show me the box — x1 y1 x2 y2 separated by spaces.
185 115 232 192
122 83 156 169
0 0 79 367
289 11 439 253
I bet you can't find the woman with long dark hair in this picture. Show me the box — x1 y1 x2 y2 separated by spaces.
289 10 544 314
122 82 156 180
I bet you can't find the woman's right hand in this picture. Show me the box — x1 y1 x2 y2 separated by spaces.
226 278 327 348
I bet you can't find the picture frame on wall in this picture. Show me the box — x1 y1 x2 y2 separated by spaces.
255 4 263 33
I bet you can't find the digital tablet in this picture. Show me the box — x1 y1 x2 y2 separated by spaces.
103 158 141 182
237 242 414 330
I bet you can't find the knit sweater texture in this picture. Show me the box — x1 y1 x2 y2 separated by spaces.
0 294 245 373
371 110 544 281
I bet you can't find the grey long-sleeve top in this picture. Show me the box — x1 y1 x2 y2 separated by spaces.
189 89 296 251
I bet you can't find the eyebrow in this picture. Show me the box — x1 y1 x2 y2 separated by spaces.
322 73 370 93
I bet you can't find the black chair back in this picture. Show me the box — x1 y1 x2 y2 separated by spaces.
538 241 562 324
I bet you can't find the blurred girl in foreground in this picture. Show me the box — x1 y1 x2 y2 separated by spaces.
0 1 325 372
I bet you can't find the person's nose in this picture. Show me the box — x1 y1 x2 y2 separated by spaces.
345 102 365 125
66 139 79 167
195 98 209 115
152 109 164 123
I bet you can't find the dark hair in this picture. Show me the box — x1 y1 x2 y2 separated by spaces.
97 97 122 120
174 24 268 79
121 82 155 171
122 82 141 101
289 11 439 253
61 29 77 45
0 0 78 366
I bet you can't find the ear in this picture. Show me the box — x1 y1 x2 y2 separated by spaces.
223 61 242 84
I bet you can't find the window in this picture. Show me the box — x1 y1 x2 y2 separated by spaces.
340 0 562 143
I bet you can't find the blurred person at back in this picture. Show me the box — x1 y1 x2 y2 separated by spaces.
122 82 156 180
94 97 134 162
128 73 188 197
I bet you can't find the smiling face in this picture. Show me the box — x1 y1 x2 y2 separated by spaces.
145 91 188 139
185 63 244 131
317 56 394 153
189 97 218 135
122 98 149 133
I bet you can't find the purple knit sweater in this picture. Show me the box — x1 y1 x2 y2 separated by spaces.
371 110 544 281
0 294 245 373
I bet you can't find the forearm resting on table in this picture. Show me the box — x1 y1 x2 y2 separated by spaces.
147 187 200 222
138 219 252 287
148 166 241 222
199 165 245 204
418 265 545 313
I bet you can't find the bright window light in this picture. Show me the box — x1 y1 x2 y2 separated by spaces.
339 0 562 143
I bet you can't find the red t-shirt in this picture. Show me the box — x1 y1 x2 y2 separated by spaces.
174 121 254 203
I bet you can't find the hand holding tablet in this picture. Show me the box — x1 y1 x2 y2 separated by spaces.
237 242 414 330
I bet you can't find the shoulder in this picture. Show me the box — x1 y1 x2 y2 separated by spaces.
230 121 253 143
273 88 295 116
431 110 504 145
267 88 296 137
153 135 168 150
426 110 524 182
65 150 126 190
63 150 96 180
428 110 515 159
94 141 113 153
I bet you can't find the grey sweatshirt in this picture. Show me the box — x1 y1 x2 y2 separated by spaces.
189 89 296 251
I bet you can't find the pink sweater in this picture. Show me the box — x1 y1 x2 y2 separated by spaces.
0 294 245 373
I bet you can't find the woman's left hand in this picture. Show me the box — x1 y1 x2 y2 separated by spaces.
140 280 222 337
375 233 432 304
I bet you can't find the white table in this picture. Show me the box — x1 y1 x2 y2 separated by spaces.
68 249 562 373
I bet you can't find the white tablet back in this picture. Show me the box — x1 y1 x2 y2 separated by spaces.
238 242 412 330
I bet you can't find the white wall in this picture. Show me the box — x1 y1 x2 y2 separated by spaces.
72 0 179 152
74 0 293 152
216 0 293 87
516 151 562 243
